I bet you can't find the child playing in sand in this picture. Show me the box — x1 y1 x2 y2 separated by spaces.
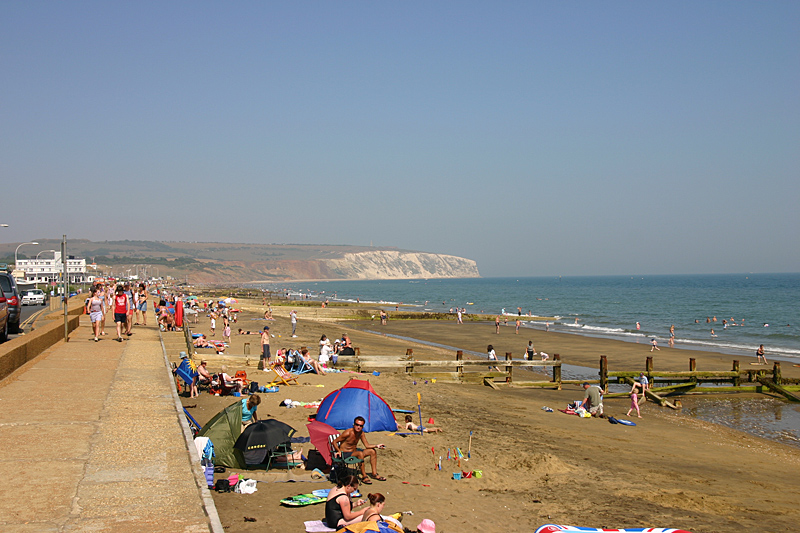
222 323 231 343
626 381 643 418
404 415 442 433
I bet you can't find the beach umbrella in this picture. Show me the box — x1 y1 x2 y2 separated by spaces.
306 420 338 465
235 419 296 455
224 297 238 304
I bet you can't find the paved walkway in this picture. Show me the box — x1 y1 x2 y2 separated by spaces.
0 315 221 532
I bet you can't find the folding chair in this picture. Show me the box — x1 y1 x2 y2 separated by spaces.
267 363 299 386
266 442 302 471
328 434 363 482
288 350 314 375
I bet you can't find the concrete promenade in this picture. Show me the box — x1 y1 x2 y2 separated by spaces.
0 315 222 532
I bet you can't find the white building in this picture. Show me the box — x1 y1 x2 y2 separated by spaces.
16 252 87 284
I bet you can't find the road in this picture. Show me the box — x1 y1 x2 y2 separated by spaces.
10 302 56 340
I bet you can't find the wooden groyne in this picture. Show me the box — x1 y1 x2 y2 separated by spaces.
595 355 800 406
334 349 563 389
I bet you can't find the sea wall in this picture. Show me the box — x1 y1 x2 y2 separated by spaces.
0 300 83 382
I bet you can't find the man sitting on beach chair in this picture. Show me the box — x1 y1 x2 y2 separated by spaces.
331 416 387 484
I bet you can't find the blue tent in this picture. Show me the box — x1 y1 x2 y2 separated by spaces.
316 379 398 433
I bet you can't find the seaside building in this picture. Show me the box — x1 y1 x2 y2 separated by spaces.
15 252 87 284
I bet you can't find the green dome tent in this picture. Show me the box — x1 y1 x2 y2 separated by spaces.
196 400 246 468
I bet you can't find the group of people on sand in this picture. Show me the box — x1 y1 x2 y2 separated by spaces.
326 417 437 532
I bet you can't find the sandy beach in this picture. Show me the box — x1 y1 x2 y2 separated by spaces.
181 299 800 532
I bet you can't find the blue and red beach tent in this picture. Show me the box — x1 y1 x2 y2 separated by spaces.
316 379 398 433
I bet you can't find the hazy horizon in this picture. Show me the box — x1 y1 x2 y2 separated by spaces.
2 2 798 277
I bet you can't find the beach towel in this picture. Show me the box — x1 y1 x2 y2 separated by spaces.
304 520 336 533
535 526 692 533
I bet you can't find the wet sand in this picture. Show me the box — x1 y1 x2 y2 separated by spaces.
182 300 800 532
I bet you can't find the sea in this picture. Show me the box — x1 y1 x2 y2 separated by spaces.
252 273 800 361
248 273 800 447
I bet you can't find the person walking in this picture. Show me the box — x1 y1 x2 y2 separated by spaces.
290 309 298 337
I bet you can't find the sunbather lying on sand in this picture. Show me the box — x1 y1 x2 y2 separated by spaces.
404 415 442 433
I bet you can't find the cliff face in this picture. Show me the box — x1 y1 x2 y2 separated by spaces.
5 239 480 283
326 251 480 280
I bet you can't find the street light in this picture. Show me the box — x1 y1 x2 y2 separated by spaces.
15 241 39 268
37 249 56 259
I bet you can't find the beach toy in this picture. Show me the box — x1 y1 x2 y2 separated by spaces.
474 470 482 478
452 472 462 480
428 417 434 425
462 471 472 478
232 392 241 397
431 379 437 383
372 371 380 376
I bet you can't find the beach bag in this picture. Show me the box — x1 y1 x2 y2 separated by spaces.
215 479 231 492
248 381 259 394
306 449 328 472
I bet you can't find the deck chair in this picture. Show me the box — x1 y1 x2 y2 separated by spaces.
268 363 299 386
328 434 363 482
266 442 303 471
288 350 314 375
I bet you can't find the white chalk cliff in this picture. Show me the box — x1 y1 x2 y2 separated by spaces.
326 251 480 279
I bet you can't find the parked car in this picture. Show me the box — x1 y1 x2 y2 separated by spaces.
0 273 22 333
0 292 8 342
21 288 46 306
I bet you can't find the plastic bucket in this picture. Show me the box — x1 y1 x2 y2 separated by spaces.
473 470 483 478
452 472 462 480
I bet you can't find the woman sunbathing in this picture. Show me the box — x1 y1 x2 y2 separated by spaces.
404 415 442 433
299 348 327 375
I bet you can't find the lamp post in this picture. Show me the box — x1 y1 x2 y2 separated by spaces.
37 249 56 259
15 241 39 269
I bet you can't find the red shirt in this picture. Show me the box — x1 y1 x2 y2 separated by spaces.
114 294 128 314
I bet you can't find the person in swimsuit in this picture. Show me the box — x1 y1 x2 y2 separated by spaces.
331 417 386 484
756 344 767 364
362 492 386 523
404 415 442 433
324 475 366 529
137 284 148 326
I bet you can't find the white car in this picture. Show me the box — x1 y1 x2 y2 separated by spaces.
21 289 46 306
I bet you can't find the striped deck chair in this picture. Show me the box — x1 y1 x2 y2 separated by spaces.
268 363 299 386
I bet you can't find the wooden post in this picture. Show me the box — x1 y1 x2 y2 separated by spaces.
243 342 250 355
553 354 561 385
732 360 740 386
773 362 782 385
406 348 414 356
600 356 608 392
689 358 696 371
646 357 653 373
456 350 463 376
505 352 513 383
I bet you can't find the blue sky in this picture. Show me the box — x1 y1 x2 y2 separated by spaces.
1 2 798 276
